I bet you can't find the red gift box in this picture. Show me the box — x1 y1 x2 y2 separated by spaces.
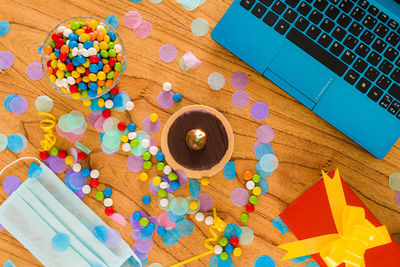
279 171 400 267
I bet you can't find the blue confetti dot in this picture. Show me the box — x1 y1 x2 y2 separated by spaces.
223 161 235 180
256 162 272 179
254 256 275 267
255 144 274 159
161 228 179 246
305 261 320 267
51 233 71 252
132 211 142 221
142 195 151 205
0 21 10 37
130 0 143 2
3 260 15 267
189 179 201 197
223 223 242 240
105 14 119 30
6 134 25 152
271 216 290 235
258 178 269 196
157 226 167 236
175 219 194 237
93 225 108 243
290 255 310 264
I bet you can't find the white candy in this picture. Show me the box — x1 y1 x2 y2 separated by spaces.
82 185 91 194
114 44 122 53
63 28 73 38
195 212 204 222
66 40 70 46
163 82 172 91
125 101 134 111
141 139 150 148
93 40 99 46
97 25 104 30
61 78 68 88
72 163 82 172
159 181 169 190
163 165 172 175
55 78 63 88
149 146 158 155
78 43 84 50
128 132 137 140
159 198 169 208
205 216 214 226
122 143 131 152
67 76 76 85
90 169 99 179
88 47 97 56
81 49 89 57
214 245 223 255
58 26 67 33
104 198 113 207
105 99 114 109
246 180 256 190
72 47 79 56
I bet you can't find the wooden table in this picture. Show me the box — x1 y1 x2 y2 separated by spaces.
0 0 399 266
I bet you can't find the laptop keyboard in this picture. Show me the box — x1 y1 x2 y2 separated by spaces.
240 0 400 117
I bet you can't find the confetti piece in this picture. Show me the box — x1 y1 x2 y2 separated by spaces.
189 179 201 197
168 210 186 223
124 11 143 29
133 239 154 254
127 155 144 173
198 192 213 212
255 144 274 160
175 219 194 237
183 51 201 68
176 169 188 187
191 18 209 37
290 255 310 264
177 0 202 10
305 262 320 267
7 134 27 153
396 191 400 206
231 90 250 109
134 20 152 39
389 172 400 191
142 116 161 134
256 162 272 179
271 216 289 235
170 197 189 216
0 21 10 37
179 56 190 72
51 233 71 252
105 14 119 29
150 0 164 3
104 229 122 249
3 175 21 195
157 91 174 108
259 154 279 173
158 211 176 230
224 223 242 240
35 95 54 113
256 125 274 144
253 140 262 154
239 226 254 245
231 187 249 207
38 45 43 54
208 72 225 90
159 44 178 63
0 51 14 69
4 94 28 115
254 256 276 267
258 178 269 196
161 228 179 246
26 62 44 80
230 71 249 90
130 0 143 2
250 101 270 121
0 133 7 152
223 161 235 180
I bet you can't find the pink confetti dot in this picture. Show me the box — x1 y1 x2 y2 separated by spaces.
26 62 43 80
396 191 400 206
110 213 127 227
124 11 143 29
256 125 274 144
142 116 161 134
157 91 174 109
231 90 250 109
0 51 14 69
231 187 250 207
158 211 176 230
158 44 178 63
230 71 249 90
250 101 270 121
3 175 21 195
253 140 263 155
127 155 144 173
134 20 152 39
198 193 213 212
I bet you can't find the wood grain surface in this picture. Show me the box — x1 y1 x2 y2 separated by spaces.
0 0 399 266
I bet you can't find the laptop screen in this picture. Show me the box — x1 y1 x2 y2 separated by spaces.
376 0 400 17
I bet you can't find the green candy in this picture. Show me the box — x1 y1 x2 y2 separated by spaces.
108 42 115 49
100 50 109 58
142 152 151 161
252 174 261 183
50 147 59 156
218 237 228 247
158 189 167 198
48 40 56 48
143 161 152 170
71 21 81 30
108 49 116 58
168 172 177 181
81 90 88 98
220 252 229 261
157 162 165 171
96 191 104 201
139 217 149 227
106 71 114 79
79 21 85 28
114 62 122 71
68 53 73 59
65 71 71 78
240 213 249 223
130 139 139 147
249 195 258 205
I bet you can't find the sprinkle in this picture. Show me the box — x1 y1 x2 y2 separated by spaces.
197 192 213 212
51 233 71 252
159 44 178 63
389 172 400 191
223 161 235 180
26 62 44 80
271 216 290 235
256 125 275 144
191 18 209 37
134 20 152 39
0 21 10 37
0 51 14 69
105 14 119 30
254 256 276 267
124 11 143 29
250 101 270 121
208 72 225 90
231 90 250 109
230 71 249 90
231 187 249 207
3 175 21 195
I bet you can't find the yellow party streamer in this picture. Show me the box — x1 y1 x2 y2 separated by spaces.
169 208 226 267
278 169 392 267
38 112 57 151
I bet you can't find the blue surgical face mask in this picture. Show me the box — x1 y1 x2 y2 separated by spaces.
0 158 141 267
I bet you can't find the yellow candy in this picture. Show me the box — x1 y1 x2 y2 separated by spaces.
120 135 128 143
101 59 109 64
75 29 84 36
49 53 57 60
71 71 80 78
99 41 108 50
61 87 68 94
83 100 92 107
189 200 199 210
88 73 97 82
80 33 90 42
93 44 100 52
97 71 106 80
233 247 242 257
51 60 58 69
57 62 66 71
56 69 65 79
65 156 74 165
98 98 105 107
252 186 262 196
76 66 85 73
153 176 161 186
49 75 57 83
139 173 149 182
200 177 210 186
149 113 158 122
72 92 81 100
104 35 110 43
83 59 90 68
88 19 99 29
82 76 89 83
99 28 107 35
97 88 103 94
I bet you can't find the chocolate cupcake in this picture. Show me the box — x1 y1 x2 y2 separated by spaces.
161 105 234 178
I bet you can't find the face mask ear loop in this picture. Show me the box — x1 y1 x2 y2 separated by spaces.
0 157 41 178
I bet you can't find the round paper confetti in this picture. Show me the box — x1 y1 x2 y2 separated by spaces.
256 125 274 144
47 156 68 174
175 219 194 237
159 44 178 63
134 20 152 39
208 72 225 90
51 233 70 252
305 262 320 267
6 134 27 153
105 14 119 29
231 90 250 109
395 191 400 206
259 154 279 173
161 228 179 246
124 11 143 29
224 223 242 240
110 213 127 227
158 211 176 230
223 161 235 180
157 91 174 109
176 169 188 187
26 62 44 80
239 226 254 245
255 144 274 160
142 116 161 134
5 94 28 115
231 187 249 207
0 51 14 69
3 175 21 195
271 216 289 235
179 56 190 72
133 239 153 254
191 18 209 37
0 21 10 36
251 101 270 121
230 71 249 90
0 133 7 152
290 255 310 264
254 256 275 267
198 193 213 212
127 155 144 173
189 179 201 197
35 95 54 113
253 140 262 154
150 0 164 3
389 172 400 191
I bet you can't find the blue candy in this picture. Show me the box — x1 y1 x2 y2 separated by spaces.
69 33 78 41
81 168 90 177
104 188 112 197
156 152 165 162
142 195 151 205
132 211 142 221
88 90 98 98
54 49 60 57
77 55 86 64
89 64 99 73
171 181 180 190
173 93 182 102
127 122 137 132
84 40 93 49
78 82 88 90
89 82 98 91
225 244 234 254
108 31 116 41
69 40 78 49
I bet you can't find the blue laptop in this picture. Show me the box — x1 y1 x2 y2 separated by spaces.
212 0 400 158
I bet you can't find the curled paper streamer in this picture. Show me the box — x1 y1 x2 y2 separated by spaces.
38 112 57 151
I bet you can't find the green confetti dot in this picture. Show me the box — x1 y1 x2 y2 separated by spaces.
191 18 209 37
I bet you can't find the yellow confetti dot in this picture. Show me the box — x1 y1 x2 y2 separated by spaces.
252 186 262 196
149 113 158 122
65 156 73 165
152 176 161 186
189 200 199 210
200 177 210 186
139 173 149 182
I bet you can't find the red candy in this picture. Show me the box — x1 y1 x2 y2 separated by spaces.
85 27 93 33
230 236 239 246
58 150 67 159
105 207 114 216
69 85 78 93
85 68 91 76
78 151 87 160
89 55 99 64
51 32 60 42
66 62 75 71
55 38 64 48
47 60 52 67
111 86 119 95
58 52 67 62
117 122 126 131
102 109 111 118
108 57 116 67
39 151 49 160
245 203 255 213
90 179 99 188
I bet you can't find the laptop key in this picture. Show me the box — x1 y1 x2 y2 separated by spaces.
356 77 371 93
284 9 299 23
389 84 400 101
272 1 287 14
332 26 346 41
328 0 339 4
378 60 394 75
377 12 389 23
339 0 354 12
306 25 321 39
325 6 340 20
365 66 380 81
344 69 360 85
260 0 274 6
314 0 328 11
351 7 366 21
337 14 351 28
355 43 370 57
358 0 369 9
376 75 391 90
344 35 358 49
321 18 335 33
286 28 348 76
367 5 379 16
341 50 356 64
263 11 279 26
309 10 323 24
384 47 399 61
252 3 268 18
297 2 312 16
379 94 393 109
285 0 300 8
240 0 256 10
330 41 345 56
275 19 290 34
388 19 399 30
362 15 377 30
396 57 400 68
374 23 389 38
391 68 400 83
386 32 400 47
368 86 383 101
388 101 400 114
295 16 310 31
349 22 363 36
367 51 382 66
353 58 368 73
318 33 333 47
372 38 387 53
360 30 375 45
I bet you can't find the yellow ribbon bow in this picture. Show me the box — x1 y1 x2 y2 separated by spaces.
278 169 392 267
